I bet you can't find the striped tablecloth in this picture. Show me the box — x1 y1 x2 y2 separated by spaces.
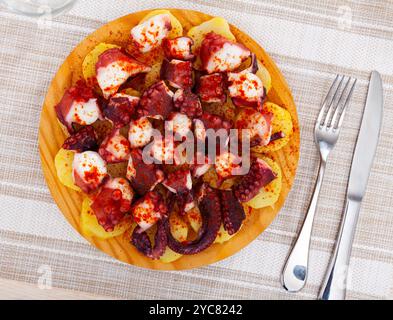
0 0 392 300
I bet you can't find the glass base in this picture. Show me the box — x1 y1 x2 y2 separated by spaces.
1 0 77 17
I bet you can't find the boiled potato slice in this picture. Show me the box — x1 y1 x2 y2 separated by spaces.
54 148 80 191
80 198 132 239
144 62 162 89
256 60 272 93
160 247 183 263
82 43 120 83
245 155 282 209
121 88 141 97
187 17 236 50
169 211 188 242
140 9 183 39
160 212 188 263
185 207 202 233
252 102 293 153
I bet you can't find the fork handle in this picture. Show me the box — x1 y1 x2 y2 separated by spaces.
318 198 361 300
281 159 326 292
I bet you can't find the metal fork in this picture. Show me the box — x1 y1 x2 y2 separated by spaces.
281 75 357 292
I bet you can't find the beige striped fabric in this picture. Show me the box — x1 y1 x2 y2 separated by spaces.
0 0 393 300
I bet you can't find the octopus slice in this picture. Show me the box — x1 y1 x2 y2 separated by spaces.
104 93 140 129
235 108 272 147
130 14 172 53
165 112 192 141
166 184 221 255
160 59 193 89
137 80 174 120
199 112 233 133
126 148 164 196
131 191 168 231
98 129 131 164
163 36 194 61
72 151 108 193
219 189 245 235
132 218 168 259
173 88 203 118
200 32 250 74
128 117 153 148
162 169 192 194
62 125 98 152
227 71 266 109
214 152 242 184
149 136 176 164
91 177 134 232
196 73 226 104
55 81 102 133
233 157 277 202
96 48 151 99
163 169 194 215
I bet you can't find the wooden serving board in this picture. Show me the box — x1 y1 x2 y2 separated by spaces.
39 9 300 270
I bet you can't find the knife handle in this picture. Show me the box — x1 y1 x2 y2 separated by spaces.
318 198 361 300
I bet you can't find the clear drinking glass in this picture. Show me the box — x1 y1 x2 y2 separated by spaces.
1 0 77 17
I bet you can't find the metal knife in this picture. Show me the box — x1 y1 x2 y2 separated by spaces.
318 71 384 300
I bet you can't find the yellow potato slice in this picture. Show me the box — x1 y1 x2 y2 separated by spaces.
187 17 236 50
256 60 272 93
140 9 183 39
252 102 293 153
185 207 202 233
144 62 162 89
82 43 120 83
54 148 80 191
160 212 188 263
121 88 141 97
245 155 282 209
80 198 132 239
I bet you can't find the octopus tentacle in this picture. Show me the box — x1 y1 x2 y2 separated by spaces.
219 189 245 235
166 184 221 254
62 125 98 152
131 218 168 259
233 158 277 202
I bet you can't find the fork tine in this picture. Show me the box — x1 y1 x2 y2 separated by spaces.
316 75 340 126
335 78 357 129
324 75 346 127
330 77 354 129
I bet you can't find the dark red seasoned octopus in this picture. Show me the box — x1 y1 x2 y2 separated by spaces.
132 218 168 259
166 184 222 255
91 178 133 232
219 189 245 235
233 157 277 202
228 71 266 110
137 80 174 120
131 190 168 231
163 169 194 214
126 148 165 196
55 81 102 133
199 112 233 132
160 59 193 89
173 88 203 118
62 125 98 152
200 32 250 74
196 73 226 104
104 93 140 128
163 36 194 61
98 129 131 164
96 48 151 98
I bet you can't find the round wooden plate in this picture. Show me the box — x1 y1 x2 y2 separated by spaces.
39 9 300 270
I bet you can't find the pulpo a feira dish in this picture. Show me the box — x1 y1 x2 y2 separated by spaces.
41 9 299 268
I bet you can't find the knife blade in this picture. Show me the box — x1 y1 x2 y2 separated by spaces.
347 71 383 201
319 71 383 300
